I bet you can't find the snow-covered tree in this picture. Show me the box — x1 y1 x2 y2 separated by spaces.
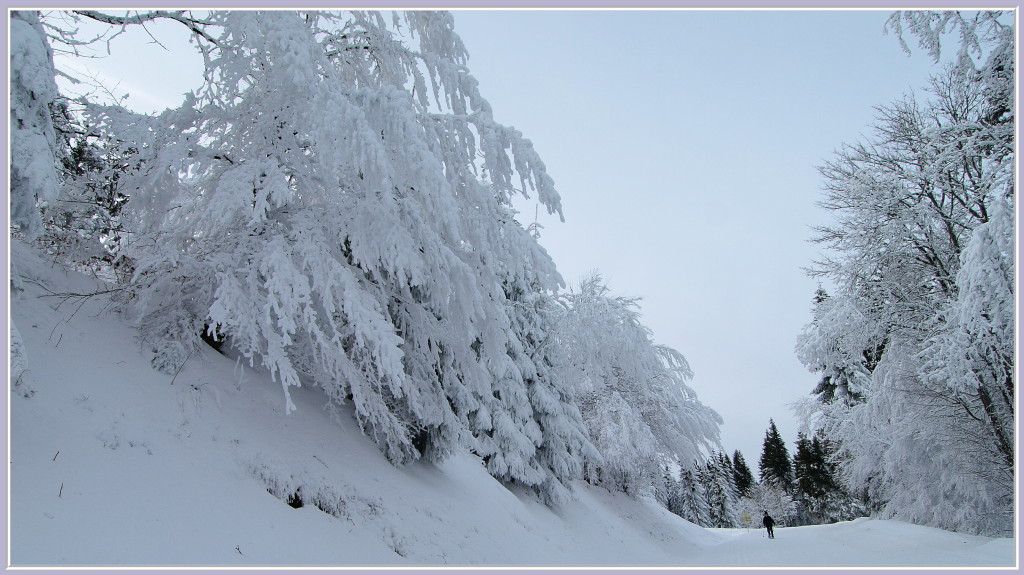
795 288 879 406
480 276 599 503
669 466 711 527
21 8 723 510
921 191 1014 473
37 9 589 503
731 450 755 498
9 10 67 404
10 10 62 242
736 482 798 529
34 109 138 283
791 429 865 525
758 419 793 491
793 431 834 500
702 453 740 528
556 273 722 495
797 10 1014 536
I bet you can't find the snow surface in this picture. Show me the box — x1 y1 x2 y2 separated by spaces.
7 241 1016 569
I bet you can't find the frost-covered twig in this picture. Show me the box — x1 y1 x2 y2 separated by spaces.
71 10 220 47
26 278 124 304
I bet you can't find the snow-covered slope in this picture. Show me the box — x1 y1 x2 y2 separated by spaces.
7 241 1015 568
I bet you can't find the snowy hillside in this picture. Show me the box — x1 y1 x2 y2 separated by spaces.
8 241 1015 568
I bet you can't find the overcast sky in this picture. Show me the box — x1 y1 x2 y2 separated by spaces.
450 9 944 465
53 7 947 472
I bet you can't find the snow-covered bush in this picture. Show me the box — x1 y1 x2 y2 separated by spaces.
737 483 798 528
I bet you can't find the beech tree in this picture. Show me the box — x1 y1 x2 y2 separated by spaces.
556 274 722 495
29 10 580 502
736 483 798 527
796 10 1014 535
18 9 723 507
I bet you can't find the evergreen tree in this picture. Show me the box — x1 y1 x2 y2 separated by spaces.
731 450 755 498
791 429 867 525
793 432 833 500
658 467 677 510
671 466 711 527
708 452 740 527
758 419 793 491
792 432 824 524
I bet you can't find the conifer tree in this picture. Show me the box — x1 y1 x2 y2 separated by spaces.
731 450 755 498
670 466 711 527
712 452 741 527
794 431 838 500
792 429 866 525
758 419 793 491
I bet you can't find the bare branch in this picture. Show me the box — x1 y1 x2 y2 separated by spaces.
71 9 220 47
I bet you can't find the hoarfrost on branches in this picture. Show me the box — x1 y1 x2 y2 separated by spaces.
799 10 1014 536
18 8 722 508
557 274 722 495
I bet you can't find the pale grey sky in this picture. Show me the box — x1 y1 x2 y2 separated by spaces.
450 9 943 466
54 8 946 473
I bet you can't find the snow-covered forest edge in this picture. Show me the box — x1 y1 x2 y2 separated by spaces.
7 242 1015 566
6 8 1017 566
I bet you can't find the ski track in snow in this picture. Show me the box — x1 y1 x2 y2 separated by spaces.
8 242 1016 568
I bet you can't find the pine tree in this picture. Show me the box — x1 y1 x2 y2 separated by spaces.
731 450 755 498
758 419 793 491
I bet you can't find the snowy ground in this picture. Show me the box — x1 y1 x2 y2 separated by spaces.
7 240 1016 570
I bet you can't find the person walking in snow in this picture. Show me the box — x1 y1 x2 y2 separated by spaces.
762 511 775 539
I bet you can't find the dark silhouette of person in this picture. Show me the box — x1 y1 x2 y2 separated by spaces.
762 511 775 539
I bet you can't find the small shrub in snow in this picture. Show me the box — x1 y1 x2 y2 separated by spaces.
150 341 188 375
